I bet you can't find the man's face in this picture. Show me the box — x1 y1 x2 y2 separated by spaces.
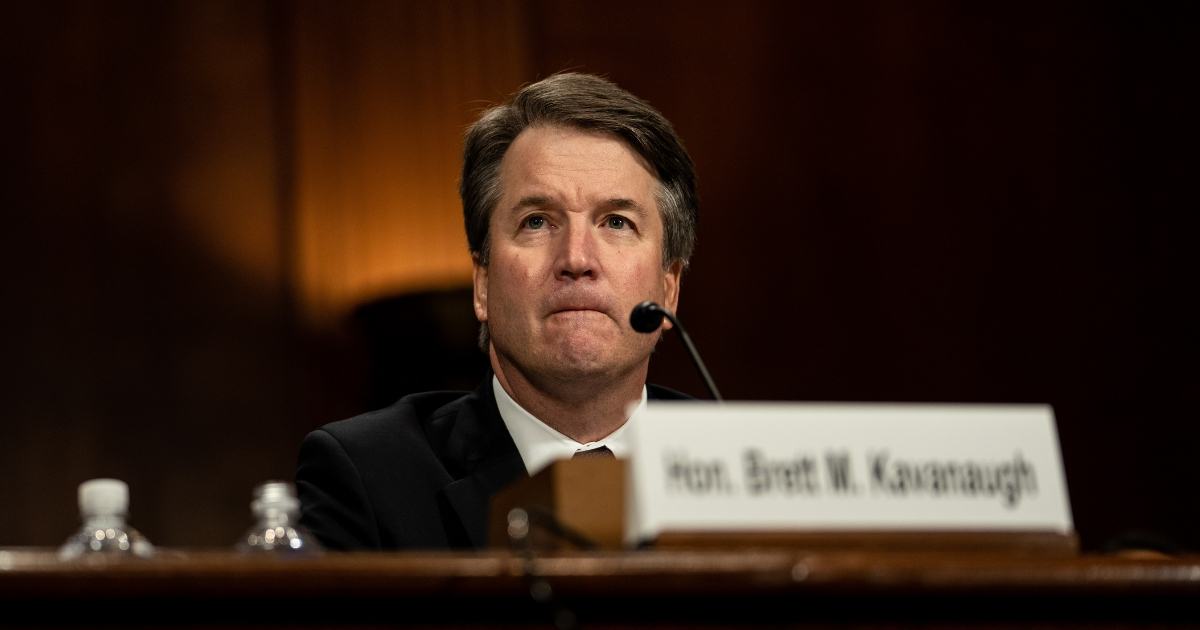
473 124 681 388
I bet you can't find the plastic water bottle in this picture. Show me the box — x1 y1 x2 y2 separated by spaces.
58 478 155 560
236 481 322 555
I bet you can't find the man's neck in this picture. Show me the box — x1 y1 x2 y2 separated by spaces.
490 351 646 444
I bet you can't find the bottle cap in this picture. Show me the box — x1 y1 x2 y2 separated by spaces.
78 478 129 517
251 481 300 516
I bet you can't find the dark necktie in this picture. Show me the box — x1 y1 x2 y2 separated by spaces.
573 445 615 459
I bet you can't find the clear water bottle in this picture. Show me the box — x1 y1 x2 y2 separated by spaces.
236 481 322 555
58 478 155 560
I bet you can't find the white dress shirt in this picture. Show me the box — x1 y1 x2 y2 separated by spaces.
493 375 647 475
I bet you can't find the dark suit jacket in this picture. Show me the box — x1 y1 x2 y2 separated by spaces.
296 373 691 550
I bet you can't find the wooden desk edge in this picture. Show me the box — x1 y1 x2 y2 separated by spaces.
1 547 1198 598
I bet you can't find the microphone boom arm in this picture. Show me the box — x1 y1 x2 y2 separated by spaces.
631 302 723 401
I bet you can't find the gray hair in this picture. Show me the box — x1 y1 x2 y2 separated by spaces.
460 73 699 351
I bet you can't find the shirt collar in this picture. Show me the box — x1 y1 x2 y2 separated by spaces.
492 375 647 475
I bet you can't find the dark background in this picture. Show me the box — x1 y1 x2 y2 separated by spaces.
1 0 1196 551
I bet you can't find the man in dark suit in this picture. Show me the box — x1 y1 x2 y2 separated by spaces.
296 73 699 550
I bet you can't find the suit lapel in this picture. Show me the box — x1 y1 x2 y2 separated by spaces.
437 374 525 548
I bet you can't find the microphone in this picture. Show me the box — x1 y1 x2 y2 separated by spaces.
630 301 723 401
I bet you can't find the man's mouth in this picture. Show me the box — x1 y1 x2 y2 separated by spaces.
544 292 616 320
547 301 611 318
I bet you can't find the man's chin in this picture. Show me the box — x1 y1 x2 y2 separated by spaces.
545 352 617 379
493 325 647 384
542 335 636 380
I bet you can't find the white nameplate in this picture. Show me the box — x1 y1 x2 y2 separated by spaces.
626 402 1074 545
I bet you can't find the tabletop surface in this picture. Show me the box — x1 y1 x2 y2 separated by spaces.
3 547 1198 597
4 548 1200 625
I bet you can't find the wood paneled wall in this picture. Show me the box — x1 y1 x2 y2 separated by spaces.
0 0 533 546
292 0 530 327
526 1 1199 550
0 0 296 546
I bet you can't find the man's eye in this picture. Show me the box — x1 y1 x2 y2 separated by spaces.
606 216 626 229
525 216 546 229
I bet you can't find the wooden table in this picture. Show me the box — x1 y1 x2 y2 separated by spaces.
2 548 1198 626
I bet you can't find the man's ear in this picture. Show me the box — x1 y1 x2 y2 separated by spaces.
661 259 683 331
472 255 488 323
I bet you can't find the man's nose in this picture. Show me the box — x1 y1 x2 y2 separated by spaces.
557 220 598 279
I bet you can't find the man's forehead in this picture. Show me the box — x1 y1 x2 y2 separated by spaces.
486 125 662 231
500 124 657 184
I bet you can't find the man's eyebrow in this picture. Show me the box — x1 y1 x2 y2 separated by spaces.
603 198 647 212
506 196 648 213
510 195 550 212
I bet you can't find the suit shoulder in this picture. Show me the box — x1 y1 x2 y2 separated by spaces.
647 383 695 400
297 390 473 550
317 390 470 451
